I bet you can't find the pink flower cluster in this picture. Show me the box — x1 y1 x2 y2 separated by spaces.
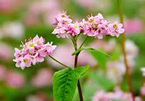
13 35 56 70
52 12 125 39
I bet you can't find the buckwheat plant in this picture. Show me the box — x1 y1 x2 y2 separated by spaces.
13 12 124 101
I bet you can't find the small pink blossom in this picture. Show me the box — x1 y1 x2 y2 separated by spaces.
52 27 69 38
82 13 107 39
53 12 72 26
13 35 56 70
108 21 125 37
67 22 81 36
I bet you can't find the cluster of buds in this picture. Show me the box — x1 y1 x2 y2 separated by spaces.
13 35 56 70
52 12 124 39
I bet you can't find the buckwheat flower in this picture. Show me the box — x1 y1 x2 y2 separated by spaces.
52 27 69 38
79 19 88 32
53 12 72 27
13 35 56 70
82 13 108 39
67 22 81 36
14 54 32 70
108 21 125 37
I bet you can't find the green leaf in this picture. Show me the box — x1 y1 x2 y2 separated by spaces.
72 47 109 71
53 66 89 101
90 50 107 71
90 72 115 91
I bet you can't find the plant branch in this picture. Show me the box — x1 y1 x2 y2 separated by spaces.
49 55 72 69
117 0 135 101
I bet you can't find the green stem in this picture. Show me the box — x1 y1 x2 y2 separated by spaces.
71 36 84 101
49 55 72 69
117 0 135 101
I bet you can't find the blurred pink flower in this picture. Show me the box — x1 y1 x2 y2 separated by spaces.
92 86 135 101
120 40 139 71
0 65 6 81
125 40 139 59
5 71 25 88
24 0 60 26
125 19 143 34
107 61 125 83
31 68 53 87
0 43 12 60
0 0 23 13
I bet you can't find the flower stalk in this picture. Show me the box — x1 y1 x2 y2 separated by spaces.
49 55 72 69
73 37 84 101
117 0 135 101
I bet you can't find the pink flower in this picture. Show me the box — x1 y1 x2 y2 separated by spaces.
52 27 69 38
14 54 32 70
5 71 25 88
13 35 56 70
52 12 124 39
125 19 143 34
53 12 72 26
67 22 81 36
108 21 125 37
31 68 53 87
82 13 108 39
81 13 113 39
